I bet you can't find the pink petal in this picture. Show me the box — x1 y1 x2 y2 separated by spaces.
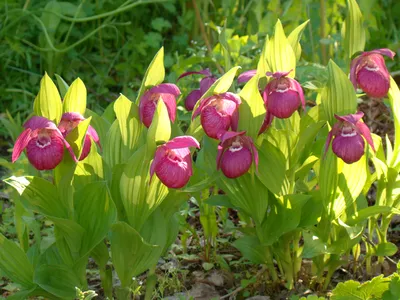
200 76 217 94
350 55 363 89
267 70 293 79
258 112 274 135
201 105 231 139
150 83 181 96
290 78 305 111
237 70 257 84
216 145 224 170
332 134 365 164
192 96 213 120
60 112 85 122
24 116 57 130
177 69 212 81
159 93 177 123
267 89 301 119
12 128 33 163
220 92 241 106
185 89 202 111
230 108 239 131
334 111 364 125
87 125 101 149
356 122 375 152
150 146 166 180
368 48 396 59
79 135 92 160
139 97 157 128
356 59 390 98
166 136 200 150
219 131 246 148
220 146 253 178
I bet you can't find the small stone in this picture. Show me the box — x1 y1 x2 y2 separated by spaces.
189 283 219 300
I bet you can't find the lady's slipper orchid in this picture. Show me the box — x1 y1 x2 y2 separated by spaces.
217 131 258 178
139 83 181 127
12 116 77 170
178 69 217 111
265 70 305 119
350 48 395 98
58 112 101 161
324 111 375 164
237 70 257 84
192 92 241 139
150 136 200 188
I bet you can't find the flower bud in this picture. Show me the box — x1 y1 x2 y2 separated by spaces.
139 83 180 127
217 131 258 178
324 112 375 164
350 48 395 98
150 136 200 188
265 71 305 119
192 92 241 139
12 116 77 170
58 112 101 160
237 70 257 84
178 69 216 111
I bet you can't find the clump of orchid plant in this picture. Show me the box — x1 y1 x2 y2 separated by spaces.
139 83 181 127
150 136 200 188
178 69 217 111
324 111 375 164
350 48 396 98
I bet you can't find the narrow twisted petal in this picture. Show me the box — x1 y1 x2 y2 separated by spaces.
87 125 101 148
220 146 253 178
165 136 200 150
177 69 212 81
200 76 217 94
24 116 57 130
368 48 396 59
79 135 92 160
25 129 65 170
350 56 363 89
356 122 375 151
216 145 224 170
267 89 301 119
334 111 364 125
192 96 211 119
185 89 202 111
258 112 274 135
237 70 257 84
332 134 365 164
60 112 85 122
267 70 293 79
12 128 33 163
139 96 158 128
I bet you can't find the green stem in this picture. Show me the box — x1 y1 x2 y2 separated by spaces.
145 265 157 300
63 0 86 45
100 266 113 300
43 0 170 23
265 247 278 282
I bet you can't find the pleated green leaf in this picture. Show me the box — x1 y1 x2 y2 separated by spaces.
266 19 296 77
388 77 400 166
33 72 62 124
62 78 87 115
74 181 117 257
136 47 165 104
0 233 35 288
320 60 357 125
55 73 69 98
287 20 310 61
238 74 266 140
343 0 365 59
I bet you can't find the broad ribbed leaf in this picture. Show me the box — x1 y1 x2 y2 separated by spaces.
62 78 87 115
147 99 171 151
110 221 164 287
119 146 169 230
55 74 69 98
233 236 267 264
74 181 117 257
266 19 296 77
320 60 357 125
0 233 35 288
136 47 165 104
4 176 67 219
287 20 310 61
218 173 268 225
257 36 271 77
238 74 266 140
104 121 123 169
51 217 85 259
34 264 81 298
343 0 366 59
33 73 62 124
388 77 400 166
74 140 104 188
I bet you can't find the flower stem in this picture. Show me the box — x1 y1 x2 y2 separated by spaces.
145 265 157 300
